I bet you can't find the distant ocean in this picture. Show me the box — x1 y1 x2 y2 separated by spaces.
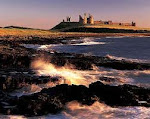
52 36 150 63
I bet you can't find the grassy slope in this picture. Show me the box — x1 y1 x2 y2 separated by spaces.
84 24 150 30
0 28 150 39
0 24 147 36
0 28 96 36
0 28 60 36
52 23 150 32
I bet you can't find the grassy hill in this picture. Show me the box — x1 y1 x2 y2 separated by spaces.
84 24 150 30
52 23 150 33
51 22 81 31
4 26 34 29
0 25 150 39
0 28 59 36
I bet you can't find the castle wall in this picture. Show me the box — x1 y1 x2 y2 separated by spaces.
88 15 94 24
79 15 84 24
77 13 135 27
94 21 136 26
94 21 103 24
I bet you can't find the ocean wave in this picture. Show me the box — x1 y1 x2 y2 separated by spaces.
71 41 106 46
106 54 150 63
10 59 150 97
105 36 127 39
62 101 150 119
71 37 106 45
22 44 59 50
5 101 150 119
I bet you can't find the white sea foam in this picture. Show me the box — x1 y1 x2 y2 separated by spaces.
106 54 150 63
22 44 58 50
5 101 150 119
71 37 106 46
10 58 150 97
72 41 106 45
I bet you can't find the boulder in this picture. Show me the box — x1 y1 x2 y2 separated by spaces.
0 82 149 116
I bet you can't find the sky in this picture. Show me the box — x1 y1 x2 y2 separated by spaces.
0 0 150 29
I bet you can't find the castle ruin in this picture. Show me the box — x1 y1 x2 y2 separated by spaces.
62 13 136 27
79 13 94 25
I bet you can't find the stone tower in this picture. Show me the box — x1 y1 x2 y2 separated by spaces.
66 16 71 22
79 13 94 25
79 15 83 24
79 13 88 25
83 13 87 24
88 14 94 24
132 21 136 26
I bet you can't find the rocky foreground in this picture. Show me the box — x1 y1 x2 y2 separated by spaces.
0 43 150 92
0 81 149 116
0 36 149 116
0 39 150 70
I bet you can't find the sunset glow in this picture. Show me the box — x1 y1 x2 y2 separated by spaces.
0 0 150 29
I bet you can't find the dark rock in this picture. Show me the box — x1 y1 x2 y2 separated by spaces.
0 74 58 92
0 40 149 116
0 54 31 69
89 82 150 107
49 53 150 70
99 77 116 82
9 84 94 116
0 82 149 116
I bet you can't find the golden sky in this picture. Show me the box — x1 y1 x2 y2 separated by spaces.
0 0 150 29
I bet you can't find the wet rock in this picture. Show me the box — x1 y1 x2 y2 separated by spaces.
0 74 57 92
99 77 117 82
49 53 150 70
89 81 150 107
0 82 149 116
0 54 31 69
0 39 150 116
9 84 94 116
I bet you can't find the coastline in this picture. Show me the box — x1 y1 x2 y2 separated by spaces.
0 29 149 117
0 28 150 38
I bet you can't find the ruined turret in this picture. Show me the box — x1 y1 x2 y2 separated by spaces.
79 13 88 25
88 14 94 24
132 21 136 26
79 15 83 24
83 13 87 24
66 16 71 22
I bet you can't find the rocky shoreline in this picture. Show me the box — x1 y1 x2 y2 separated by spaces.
0 81 149 116
1 33 150 43
0 36 149 117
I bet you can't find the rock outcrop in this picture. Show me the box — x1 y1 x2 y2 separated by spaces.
0 81 149 116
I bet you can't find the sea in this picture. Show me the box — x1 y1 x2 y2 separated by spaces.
7 36 150 119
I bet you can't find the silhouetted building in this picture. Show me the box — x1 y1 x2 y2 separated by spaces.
63 13 136 27
66 16 71 22
132 22 136 26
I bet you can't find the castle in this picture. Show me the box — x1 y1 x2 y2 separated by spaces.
63 13 136 27
79 13 94 25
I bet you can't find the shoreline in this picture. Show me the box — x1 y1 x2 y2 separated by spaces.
1 32 150 37
0 32 150 45
0 29 150 38
0 31 149 116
